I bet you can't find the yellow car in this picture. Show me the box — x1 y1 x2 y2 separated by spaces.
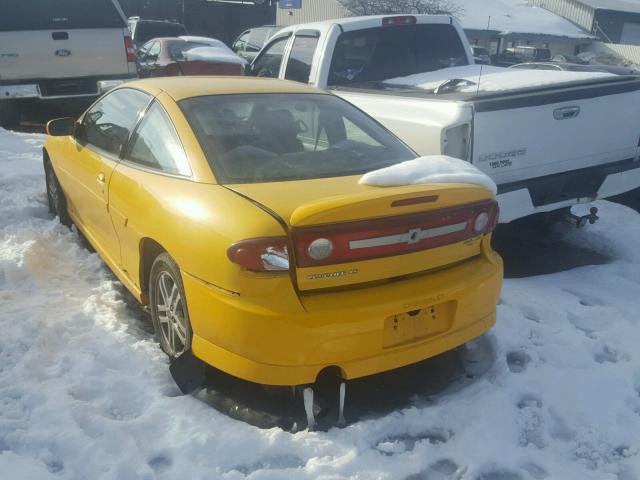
44 77 502 417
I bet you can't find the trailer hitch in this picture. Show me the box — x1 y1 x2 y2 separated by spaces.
564 207 599 228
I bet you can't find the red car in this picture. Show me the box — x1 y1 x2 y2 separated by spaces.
136 36 247 78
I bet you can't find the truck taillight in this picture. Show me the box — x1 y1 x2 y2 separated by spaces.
227 237 290 272
293 200 499 268
382 16 417 26
124 36 136 62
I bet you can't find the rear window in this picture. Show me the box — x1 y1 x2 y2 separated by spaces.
135 22 187 45
328 24 469 86
0 0 125 31
180 93 414 184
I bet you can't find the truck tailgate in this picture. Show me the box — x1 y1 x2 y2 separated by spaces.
472 78 640 187
0 28 129 81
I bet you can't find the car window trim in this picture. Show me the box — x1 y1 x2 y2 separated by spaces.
120 98 194 179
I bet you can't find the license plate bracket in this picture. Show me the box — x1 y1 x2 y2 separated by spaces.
382 302 454 348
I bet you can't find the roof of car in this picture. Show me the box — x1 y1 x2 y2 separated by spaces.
124 76 328 101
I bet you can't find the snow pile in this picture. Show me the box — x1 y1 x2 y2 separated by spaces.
2 127 640 478
360 155 497 195
385 64 614 93
454 0 593 38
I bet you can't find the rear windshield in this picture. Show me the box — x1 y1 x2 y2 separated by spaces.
180 93 415 184
328 24 469 86
135 23 187 44
168 41 214 60
0 0 125 31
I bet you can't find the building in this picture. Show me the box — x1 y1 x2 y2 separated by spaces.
530 0 640 44
275 0 594 56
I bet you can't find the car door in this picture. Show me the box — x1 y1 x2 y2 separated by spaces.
61 88 152 266
108 99 193 289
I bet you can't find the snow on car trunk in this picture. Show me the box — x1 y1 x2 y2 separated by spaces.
359 155 498 194
1 127 640 478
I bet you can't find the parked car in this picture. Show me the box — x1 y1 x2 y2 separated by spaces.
232 25 282 62
249 14 640 223
510 61 640 76
472 46 491 65
552 54 589 65
0 0 137 128
136 36 246 78
492 46 550 67
43 77 503 426
128 17 187 48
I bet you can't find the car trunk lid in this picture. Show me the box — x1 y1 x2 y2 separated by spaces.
227 176 497 291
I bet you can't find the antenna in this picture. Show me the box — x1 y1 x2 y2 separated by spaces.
476 16 491 97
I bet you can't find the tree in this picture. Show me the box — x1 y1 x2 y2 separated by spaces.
337 0 463 17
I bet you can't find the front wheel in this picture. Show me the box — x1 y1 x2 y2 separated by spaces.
149 253 193 359
44 158 72 226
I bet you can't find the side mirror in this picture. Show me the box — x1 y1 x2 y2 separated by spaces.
46 117 76 136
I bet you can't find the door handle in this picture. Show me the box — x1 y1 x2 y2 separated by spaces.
97 173 106 185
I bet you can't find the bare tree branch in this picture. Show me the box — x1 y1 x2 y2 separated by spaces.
338 0 464 17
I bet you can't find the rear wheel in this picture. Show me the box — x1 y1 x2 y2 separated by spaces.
0 100 20 129
44 158 72 226
149 253 193 359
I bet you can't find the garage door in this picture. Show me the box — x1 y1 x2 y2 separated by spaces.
621 22 640 45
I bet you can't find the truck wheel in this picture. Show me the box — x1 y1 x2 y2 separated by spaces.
149 253 193 360
44 158 72 226
0 100 21 129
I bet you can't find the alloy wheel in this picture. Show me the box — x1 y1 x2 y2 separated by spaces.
155 271 189 357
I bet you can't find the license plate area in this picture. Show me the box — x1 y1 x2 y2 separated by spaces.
382 301 455 349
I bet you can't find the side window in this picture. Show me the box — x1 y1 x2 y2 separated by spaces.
80 88 150 156
284 35 319 83
250 37 288 78
247 29 269 52
126 102 191 176
233 31 250 52
147 42 161 62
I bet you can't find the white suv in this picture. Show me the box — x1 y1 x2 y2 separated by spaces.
0 0 137 128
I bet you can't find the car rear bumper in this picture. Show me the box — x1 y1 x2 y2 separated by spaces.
0 75 137 100
185 241 503 386
497 158 640 222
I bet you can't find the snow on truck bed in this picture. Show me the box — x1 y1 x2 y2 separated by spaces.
2 128 640 478
385 65 614 94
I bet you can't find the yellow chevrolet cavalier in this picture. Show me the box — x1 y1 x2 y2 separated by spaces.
44 77 502 395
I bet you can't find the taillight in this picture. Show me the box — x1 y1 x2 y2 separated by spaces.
227 237 289 272
294 200 499 268
124 36 136 62
382 16 417 26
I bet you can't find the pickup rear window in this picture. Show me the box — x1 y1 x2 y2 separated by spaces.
329 24 469 86
0 0 125 31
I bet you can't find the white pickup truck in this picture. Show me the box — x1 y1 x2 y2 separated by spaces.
0 0 137 128
248 14 640 222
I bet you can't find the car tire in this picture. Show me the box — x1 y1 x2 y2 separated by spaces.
0 100 21 129
149 253 193 360
44 157 72 226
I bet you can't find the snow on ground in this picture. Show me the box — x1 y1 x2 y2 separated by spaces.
1 127 640 479
453 0 593 38
385 65 614 94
